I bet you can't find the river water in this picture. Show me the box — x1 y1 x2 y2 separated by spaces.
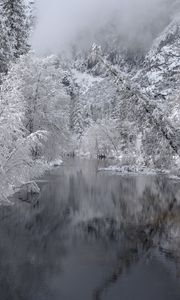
0 158 180 300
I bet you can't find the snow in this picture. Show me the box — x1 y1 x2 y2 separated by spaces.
72 69 103 94
98 165 170 176
1 3 180 204
135 14 180 101
99 164 180 180
49 159 63 167
168 174 180 181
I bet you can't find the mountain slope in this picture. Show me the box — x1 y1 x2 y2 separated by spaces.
135 14 180 101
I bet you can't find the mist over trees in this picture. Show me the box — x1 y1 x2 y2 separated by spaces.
32 0 179 55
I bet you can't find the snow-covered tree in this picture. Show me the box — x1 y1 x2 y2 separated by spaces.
0 0 29 60
27 0 37 32
71 97 84 138
0 19 11 74
7 53 72 160
0 66 47 200
80 118 119 157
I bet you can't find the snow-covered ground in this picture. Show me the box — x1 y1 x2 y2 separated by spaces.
98 165 170 176
49 159 63 167
98 164 180 180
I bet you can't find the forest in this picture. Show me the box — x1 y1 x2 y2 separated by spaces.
0 0 179 199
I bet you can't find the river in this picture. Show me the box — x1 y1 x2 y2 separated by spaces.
0 158 180 300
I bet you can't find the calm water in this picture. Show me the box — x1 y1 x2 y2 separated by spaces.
0 158 180 300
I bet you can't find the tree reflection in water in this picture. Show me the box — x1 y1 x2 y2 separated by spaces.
0 158 179 300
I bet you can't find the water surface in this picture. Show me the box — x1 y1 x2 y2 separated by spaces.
0 158 180 300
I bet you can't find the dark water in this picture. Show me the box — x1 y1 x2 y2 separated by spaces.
0 158 180 300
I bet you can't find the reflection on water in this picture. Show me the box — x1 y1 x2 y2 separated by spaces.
0 158 180 300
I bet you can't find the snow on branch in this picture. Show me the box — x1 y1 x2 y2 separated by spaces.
92 44 180 156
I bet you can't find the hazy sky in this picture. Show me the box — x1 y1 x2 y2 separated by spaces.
32 0 176 55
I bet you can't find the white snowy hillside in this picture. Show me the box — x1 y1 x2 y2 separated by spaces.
69 11 180 170
135 13 180 101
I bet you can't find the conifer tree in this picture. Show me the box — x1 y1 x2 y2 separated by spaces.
71 97 84 138
27 0 37 33
0 0 29 60
0 18 10 73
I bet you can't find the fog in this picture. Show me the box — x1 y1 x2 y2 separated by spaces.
32 0 177 55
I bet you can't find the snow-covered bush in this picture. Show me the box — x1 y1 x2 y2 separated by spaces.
79 119 119 157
